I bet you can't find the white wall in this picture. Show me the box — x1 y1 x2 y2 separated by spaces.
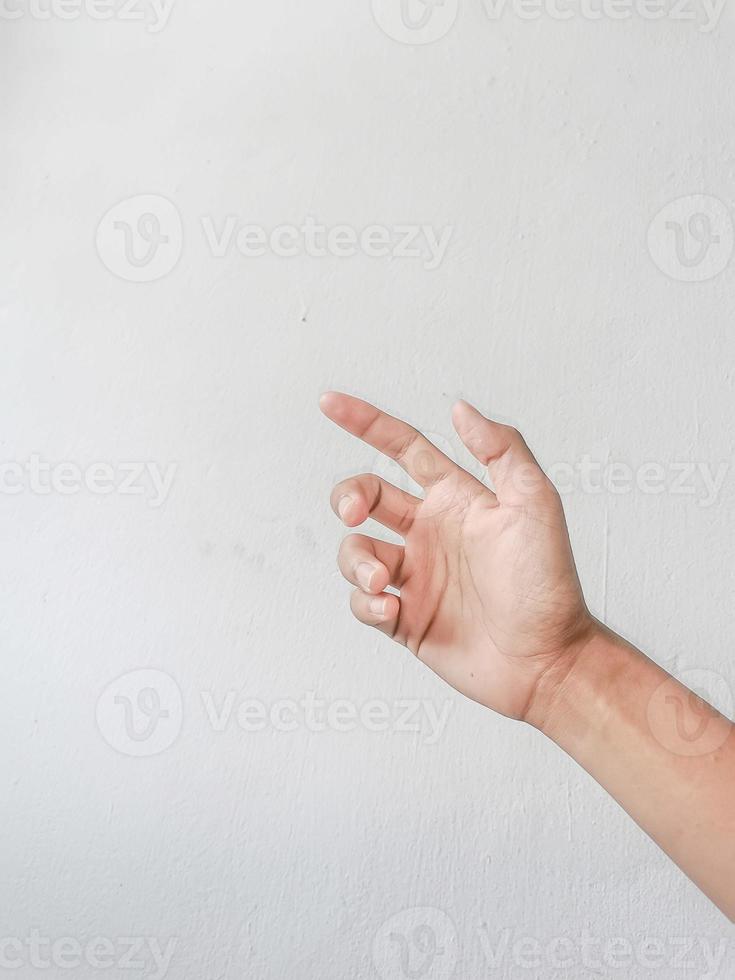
2 1 735 977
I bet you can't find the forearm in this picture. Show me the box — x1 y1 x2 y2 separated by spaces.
528 624 735 921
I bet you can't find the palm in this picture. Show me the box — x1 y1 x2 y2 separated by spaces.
322 392 592 721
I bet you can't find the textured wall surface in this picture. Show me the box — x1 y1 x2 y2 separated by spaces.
2 1 735 977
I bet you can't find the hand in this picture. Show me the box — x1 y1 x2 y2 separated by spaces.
320 391 597 724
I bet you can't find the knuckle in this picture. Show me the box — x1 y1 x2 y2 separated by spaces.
390 430 419 462
540 479 563 510
541 474 559 498
465 419 487 442
356 473 381 499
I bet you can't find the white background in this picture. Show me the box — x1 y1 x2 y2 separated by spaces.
2 0 735 976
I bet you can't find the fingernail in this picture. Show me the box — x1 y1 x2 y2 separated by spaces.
337 495 353 521
369 597 386 617
356 562 376 591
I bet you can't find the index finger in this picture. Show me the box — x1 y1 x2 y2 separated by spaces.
319 390 460 490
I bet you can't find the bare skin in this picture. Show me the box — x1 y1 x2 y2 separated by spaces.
321 390 735 921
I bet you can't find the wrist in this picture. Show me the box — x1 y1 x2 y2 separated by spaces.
523 620 636 739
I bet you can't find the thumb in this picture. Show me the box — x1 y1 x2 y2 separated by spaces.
451 400 548 504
